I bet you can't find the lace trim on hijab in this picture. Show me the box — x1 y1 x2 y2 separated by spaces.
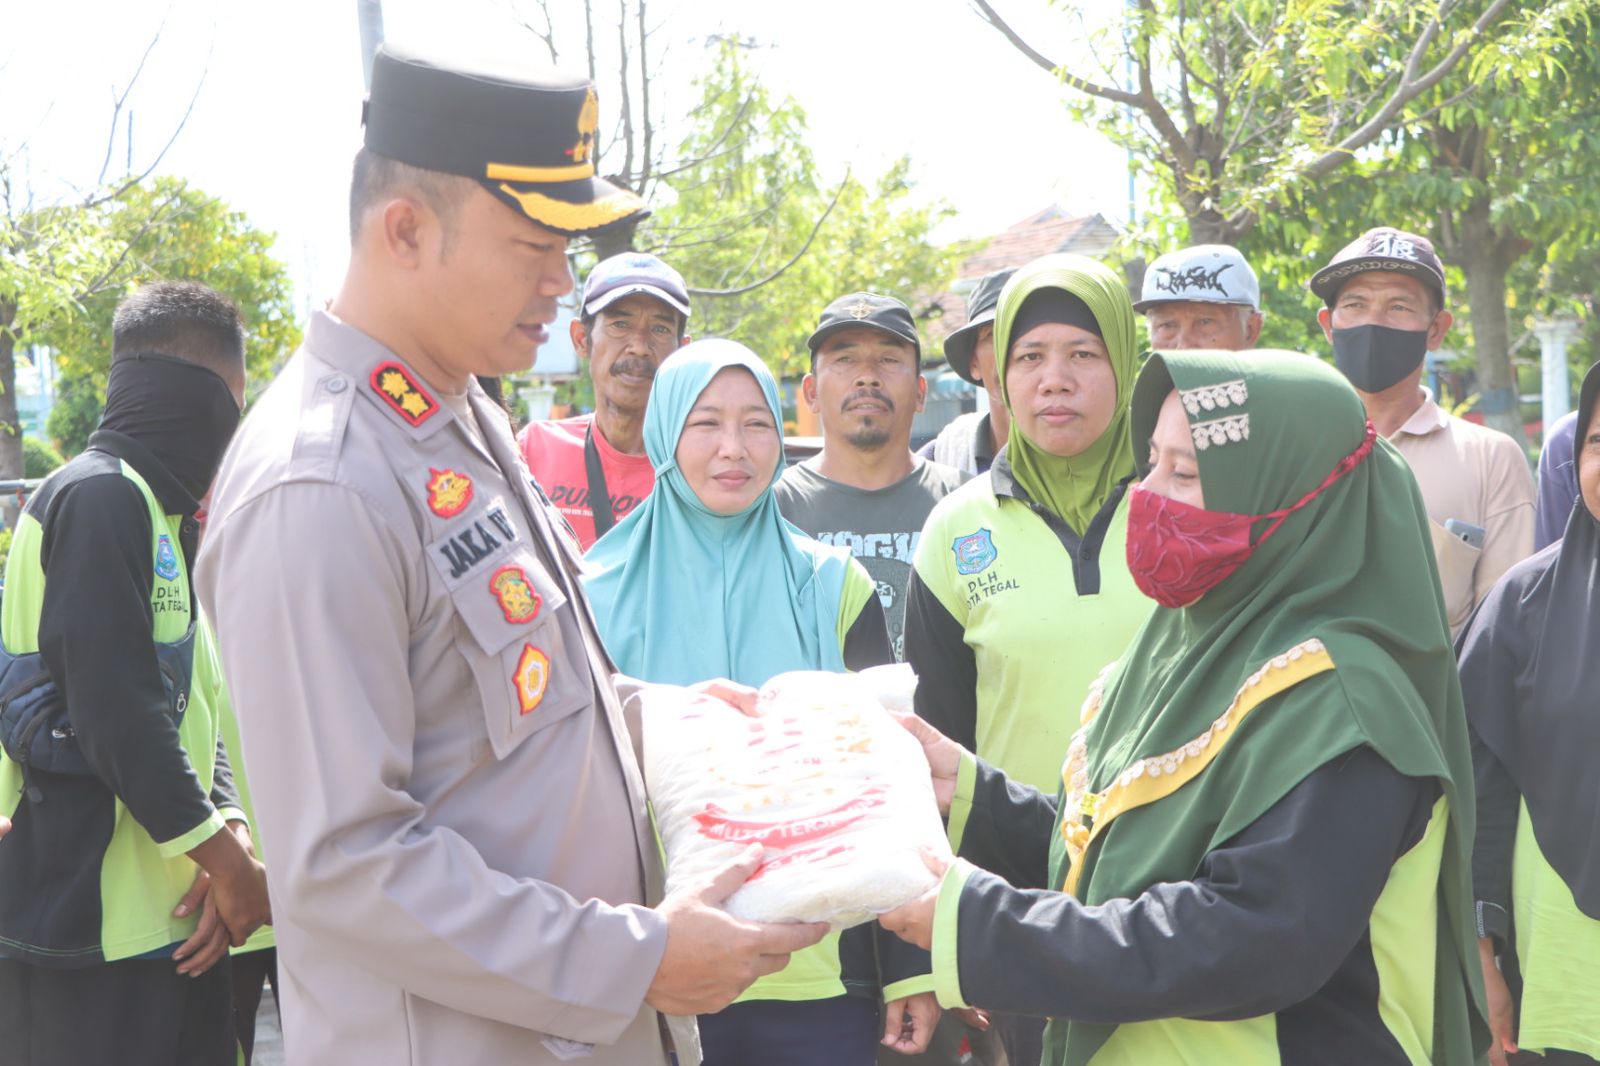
1180 378 1248 416
1191 414 1251 450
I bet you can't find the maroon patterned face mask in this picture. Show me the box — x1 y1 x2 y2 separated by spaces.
1126 421 1377 609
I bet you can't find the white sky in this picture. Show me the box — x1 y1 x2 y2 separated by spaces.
4 0 1130 315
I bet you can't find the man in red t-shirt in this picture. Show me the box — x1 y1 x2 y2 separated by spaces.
519 252 691 549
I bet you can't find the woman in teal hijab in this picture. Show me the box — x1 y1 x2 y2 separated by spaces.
586 339 889 681
584 339 938 1065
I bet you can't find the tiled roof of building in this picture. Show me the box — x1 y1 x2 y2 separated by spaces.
923 207 1122 350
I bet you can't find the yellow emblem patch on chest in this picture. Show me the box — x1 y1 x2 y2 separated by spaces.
514 644 551 715
425 468 474 518
491 564 542 624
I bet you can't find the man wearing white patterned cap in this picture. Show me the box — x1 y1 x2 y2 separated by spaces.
1134 244 1264 351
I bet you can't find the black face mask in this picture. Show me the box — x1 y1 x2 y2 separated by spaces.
1330 323 1429 393
99 353 242 502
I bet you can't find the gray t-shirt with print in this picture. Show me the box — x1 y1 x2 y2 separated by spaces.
774 456 968 661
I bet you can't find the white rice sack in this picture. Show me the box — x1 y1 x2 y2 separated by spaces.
640 665 950 930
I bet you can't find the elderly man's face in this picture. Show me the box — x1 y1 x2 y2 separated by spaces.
1145 301 1261 351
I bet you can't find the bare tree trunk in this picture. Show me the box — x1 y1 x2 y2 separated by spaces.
0 300 25 493
1185 208 1233 246
1456 201 1527 450
591 223 638 261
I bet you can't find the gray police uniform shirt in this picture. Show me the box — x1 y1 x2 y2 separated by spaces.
774 457 967 661
195 311 695 1066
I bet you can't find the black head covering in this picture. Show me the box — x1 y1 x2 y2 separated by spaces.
1457 360 1600 917
1007 287 1103 352
99 353 242 504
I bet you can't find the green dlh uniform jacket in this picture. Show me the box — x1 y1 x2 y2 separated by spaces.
905 255 1152 795
0 432 242 966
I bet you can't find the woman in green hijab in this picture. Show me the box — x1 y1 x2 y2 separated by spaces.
884 350 1486 1066
905 253 1149 792
903 254 1151 1064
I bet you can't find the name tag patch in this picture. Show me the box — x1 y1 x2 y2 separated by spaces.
431 501 522 585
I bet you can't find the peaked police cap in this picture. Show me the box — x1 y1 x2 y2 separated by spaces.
362 45 648 237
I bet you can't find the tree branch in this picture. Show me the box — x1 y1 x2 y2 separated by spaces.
584 0 597 84
1219 6 1288 159
81 40 211 210
653 88 758 179
969 0 1141 105
1301 0 1516 182
637 0 654 189
516 0 560 64
616 0 635 183
686 173 849 297
95 25 165 189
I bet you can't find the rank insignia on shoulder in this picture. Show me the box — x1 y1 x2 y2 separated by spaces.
370 361 439 427
490 564 542 624
426 468 474 518
514 644 550 715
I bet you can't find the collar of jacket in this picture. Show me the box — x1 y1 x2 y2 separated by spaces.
87 429 202 517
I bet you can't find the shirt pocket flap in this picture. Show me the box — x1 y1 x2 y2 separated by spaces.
448 550 569 658
448 551 591 760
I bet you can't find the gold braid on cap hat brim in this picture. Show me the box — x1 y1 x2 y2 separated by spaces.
496 183 645 234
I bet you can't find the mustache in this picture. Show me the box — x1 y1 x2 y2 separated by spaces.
609 357 657 380
843 388 894 413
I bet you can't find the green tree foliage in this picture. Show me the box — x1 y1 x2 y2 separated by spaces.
976 0 1538 247
0 202 131 482
1243 2 1600 444
36 178 300 454
22 436 64 479
635 41 960 379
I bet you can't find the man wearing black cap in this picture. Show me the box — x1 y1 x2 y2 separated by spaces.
195 45 822 1066
775 293 966 666
518 251 692 550
1311 226 1534 634
917 270 1015 476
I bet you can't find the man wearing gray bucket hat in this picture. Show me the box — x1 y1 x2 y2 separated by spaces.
918 269 1016 476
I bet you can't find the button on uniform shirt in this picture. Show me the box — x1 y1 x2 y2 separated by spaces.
1388 389 1535 634
195 311 692 1066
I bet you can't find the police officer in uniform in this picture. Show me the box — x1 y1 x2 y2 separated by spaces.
195 46 824 1066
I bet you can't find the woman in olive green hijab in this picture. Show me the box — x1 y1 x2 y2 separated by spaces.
905 254 1149 794
887 350 1486 1066
904 254 1152 1065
